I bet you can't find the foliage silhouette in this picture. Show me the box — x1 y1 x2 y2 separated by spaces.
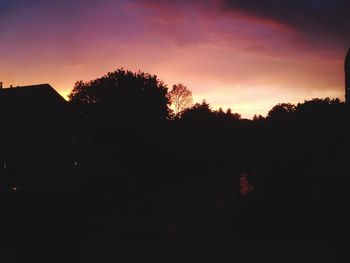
69 69 170 124
267 102 296 120
181 100 212 120
0 71 348 262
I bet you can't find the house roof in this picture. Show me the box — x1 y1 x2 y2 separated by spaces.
0 84 72 159
0 83 66 106
0 83 68 130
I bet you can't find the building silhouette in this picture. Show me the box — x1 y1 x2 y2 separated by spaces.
0 84 80 191
345 48 350 106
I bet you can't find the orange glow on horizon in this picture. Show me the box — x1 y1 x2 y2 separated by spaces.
0 0 347 119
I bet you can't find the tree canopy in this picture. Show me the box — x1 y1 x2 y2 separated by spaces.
167 83 193 118
267 103 296 120
68 69 170 123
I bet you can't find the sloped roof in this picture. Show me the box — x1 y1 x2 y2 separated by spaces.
0 84 72 159
0 83 66 107
0 83 68 132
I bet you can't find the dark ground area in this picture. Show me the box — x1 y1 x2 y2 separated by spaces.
1 71 349 262
0 173 349 263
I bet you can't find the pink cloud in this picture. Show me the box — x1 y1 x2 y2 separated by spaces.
0 0 347 118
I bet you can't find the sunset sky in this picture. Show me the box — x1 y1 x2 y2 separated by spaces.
1 0 349 118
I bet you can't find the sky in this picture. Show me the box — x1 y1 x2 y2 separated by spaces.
1 0 350 118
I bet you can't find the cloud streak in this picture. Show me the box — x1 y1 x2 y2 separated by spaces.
222 0 350 45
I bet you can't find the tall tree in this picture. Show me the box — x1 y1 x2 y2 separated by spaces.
68 69 170 123
168 83 193 117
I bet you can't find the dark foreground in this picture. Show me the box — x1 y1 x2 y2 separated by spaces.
0 175 349 263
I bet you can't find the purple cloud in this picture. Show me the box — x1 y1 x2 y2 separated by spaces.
222 0 350 46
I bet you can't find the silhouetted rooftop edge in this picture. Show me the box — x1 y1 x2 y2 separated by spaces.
0 83 67 104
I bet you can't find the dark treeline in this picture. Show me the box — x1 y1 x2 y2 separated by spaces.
68 69 347 184
0 68 349 262
66 69 349 258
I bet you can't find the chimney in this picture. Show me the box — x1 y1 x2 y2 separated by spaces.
10 85 13 88
0 82 2 89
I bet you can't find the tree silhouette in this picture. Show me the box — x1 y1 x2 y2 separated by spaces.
214 107 241 120
225 108 241 120
167 83 193 117
295 97 341 117
267 103 296 120
181 100 212 121
253 114 264 121
68 69 170 123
